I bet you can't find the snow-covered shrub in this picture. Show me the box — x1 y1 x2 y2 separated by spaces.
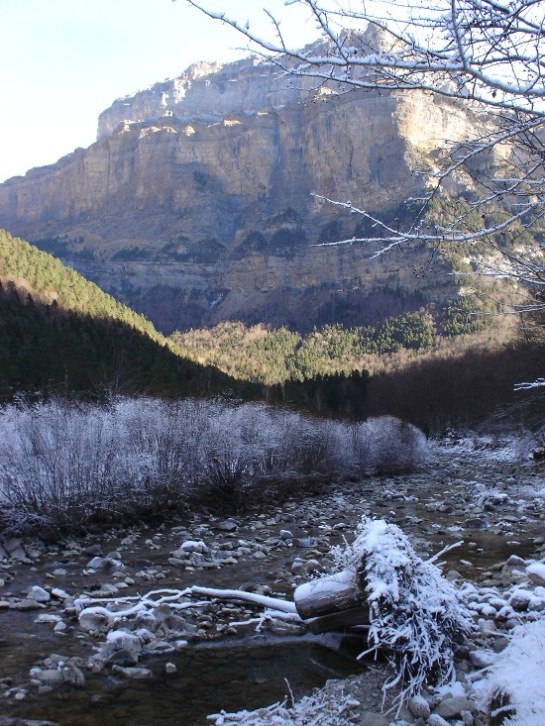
474 619 545 726
284 419 344 477
356 416 429 475
330 519 473 703
0 399 429 536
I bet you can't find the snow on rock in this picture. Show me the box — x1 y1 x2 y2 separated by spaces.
28 585 50 603
526 562 545 586
178 540 209 554
474 619 545 726
106 629 142 654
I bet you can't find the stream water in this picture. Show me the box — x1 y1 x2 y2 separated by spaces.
3 636 363 725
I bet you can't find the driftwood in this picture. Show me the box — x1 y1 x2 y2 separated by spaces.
294 567 370 633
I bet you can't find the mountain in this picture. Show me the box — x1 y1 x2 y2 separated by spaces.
0 34 517 334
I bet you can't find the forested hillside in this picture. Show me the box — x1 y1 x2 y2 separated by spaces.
170 307 496 387
0 229 245 398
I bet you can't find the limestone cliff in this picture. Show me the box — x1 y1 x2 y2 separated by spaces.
0 47 475 334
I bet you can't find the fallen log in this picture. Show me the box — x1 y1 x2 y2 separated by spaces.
294 567 368 629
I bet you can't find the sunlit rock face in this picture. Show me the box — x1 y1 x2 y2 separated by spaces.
0 40 472 333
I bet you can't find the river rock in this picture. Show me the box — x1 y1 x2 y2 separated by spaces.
179 540 208 554
526 562 545 586
62 663 86 687
2 539 28 561
28 586 51 603
468 650 496 670
434 696 475 719
295 536 317 548
428 715 451 726
464 519 488 530
105 630 142 660
505 554 526 568
134 610 160 631
111 665 153 679
407 694 431 718
11 598 44 611
145 639 174 653
217 519 238 532
87 556 124 572
32 669 64 687
83 544 102 557
509 589 532 611
78 609 109 631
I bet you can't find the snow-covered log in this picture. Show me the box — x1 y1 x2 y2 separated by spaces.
305 606 370 635
294 567 370 633
294 568 363 620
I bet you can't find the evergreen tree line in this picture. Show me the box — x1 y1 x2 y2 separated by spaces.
0 280 252 399
0 229 255 399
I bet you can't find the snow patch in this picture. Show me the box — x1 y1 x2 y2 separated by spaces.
474 619 545 726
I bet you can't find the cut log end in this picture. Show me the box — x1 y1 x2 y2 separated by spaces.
294 567 368 628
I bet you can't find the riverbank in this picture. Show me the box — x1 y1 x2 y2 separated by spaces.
1 438 544 725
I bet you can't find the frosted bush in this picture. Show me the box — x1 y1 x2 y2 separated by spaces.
0 398 428 536
208 682 357 725
356 416 429 475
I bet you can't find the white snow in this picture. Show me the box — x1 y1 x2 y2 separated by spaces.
526 562 545 585
474 619 545 726
208 683 358 725
294 568 355 602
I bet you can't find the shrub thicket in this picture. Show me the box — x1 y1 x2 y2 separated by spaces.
0 397 428 537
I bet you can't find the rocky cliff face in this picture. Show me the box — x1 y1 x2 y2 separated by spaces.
0 45 474 334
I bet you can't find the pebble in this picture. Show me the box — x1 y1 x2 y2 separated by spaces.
428 715 451 726
407 694 430 719
27 586 50 603
468 649 496 668
434 696 475 719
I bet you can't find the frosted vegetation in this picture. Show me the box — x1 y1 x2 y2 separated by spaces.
0 397 428 537
204 518 473 724
331 520 473 702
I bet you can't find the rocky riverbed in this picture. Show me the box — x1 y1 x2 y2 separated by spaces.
1 437 545 725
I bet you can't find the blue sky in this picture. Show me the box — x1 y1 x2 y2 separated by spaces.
0 0 318 182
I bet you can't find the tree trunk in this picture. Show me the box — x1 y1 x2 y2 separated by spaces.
294 567 367 622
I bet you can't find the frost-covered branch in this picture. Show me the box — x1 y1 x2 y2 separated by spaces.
514 377 545 390
185 0 545 282
185 1 545 111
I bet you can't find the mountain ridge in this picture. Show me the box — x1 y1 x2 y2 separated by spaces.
0 37 512 334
